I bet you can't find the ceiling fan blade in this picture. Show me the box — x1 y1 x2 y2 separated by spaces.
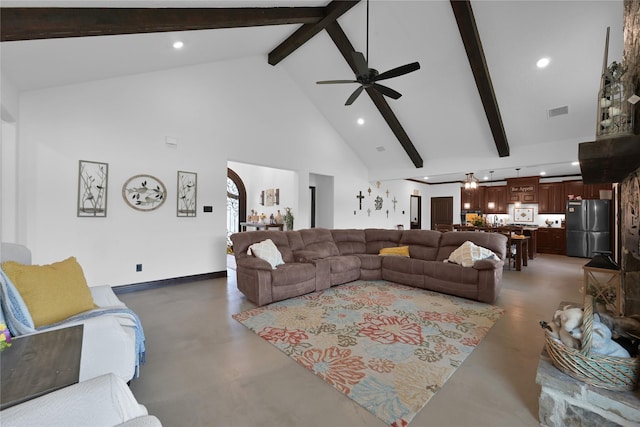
352 51 369 77
374 62 421 82
316 80 358 84
372 83 402 100
345 85 365 106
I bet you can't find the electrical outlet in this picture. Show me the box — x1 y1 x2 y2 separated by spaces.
136 264 142 272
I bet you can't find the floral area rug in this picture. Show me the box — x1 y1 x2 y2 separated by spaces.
232 280 504 426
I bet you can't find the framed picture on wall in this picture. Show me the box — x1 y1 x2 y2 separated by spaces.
77 160 108 217
514 207 534 223
122 174 166 211
177 171 197 217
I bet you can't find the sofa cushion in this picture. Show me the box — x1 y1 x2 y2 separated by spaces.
232 231 295 263
399 230 441 261
270 263 317 287
365 229 403 254
2 257 95 328
325 255 361 273
445 241 500 268
299 228 340 258
331 229 366 255
247 239 285 269
436 231 506 262
356 254 383 270
379 246 410 257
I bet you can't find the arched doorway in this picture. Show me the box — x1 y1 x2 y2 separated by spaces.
227 168 246 250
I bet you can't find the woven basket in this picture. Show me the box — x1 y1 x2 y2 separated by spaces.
544 295 640 391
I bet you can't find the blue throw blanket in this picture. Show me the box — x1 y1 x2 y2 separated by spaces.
43 308 146 378
0 269 146 378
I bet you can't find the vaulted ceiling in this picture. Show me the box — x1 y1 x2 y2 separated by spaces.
0 1 626 184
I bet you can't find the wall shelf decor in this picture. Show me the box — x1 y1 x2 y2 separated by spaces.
177 171 197 217
122 174 166 211
77 160 108 217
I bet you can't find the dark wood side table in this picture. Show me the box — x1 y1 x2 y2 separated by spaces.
1 324 83 410
240 222 284 231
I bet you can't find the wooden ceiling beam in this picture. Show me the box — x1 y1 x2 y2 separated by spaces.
325 22 423 168
450 0 510 157
268 1 360 66
0 7 326 42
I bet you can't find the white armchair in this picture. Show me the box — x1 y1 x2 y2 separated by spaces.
0 373 161 427
0 242 140 382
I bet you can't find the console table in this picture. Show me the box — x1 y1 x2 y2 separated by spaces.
1 325 83 410
240 222 284 231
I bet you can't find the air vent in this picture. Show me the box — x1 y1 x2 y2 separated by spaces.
548 106 569 118
376 146 386 152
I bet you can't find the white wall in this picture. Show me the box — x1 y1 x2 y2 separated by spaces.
1 121 18 242
1 73 19 122
14 56 446 286
228 161 297 223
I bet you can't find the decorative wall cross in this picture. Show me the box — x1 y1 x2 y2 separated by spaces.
392 197 398 212
386 189 390 198
356 191 365 210
375 196 383 210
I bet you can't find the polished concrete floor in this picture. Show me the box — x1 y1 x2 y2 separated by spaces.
121 254 587 427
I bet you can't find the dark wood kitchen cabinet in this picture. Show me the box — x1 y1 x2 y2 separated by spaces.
536 227 566 255
539 182 565 213
507 177 539 203
563 180 612 200
460 186 484 211
483 186 507 213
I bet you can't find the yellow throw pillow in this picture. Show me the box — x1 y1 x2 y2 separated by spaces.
2 257 95 328
379 246 410 257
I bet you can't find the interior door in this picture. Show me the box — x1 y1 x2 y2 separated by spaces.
431 197 454 230
410 195 421 229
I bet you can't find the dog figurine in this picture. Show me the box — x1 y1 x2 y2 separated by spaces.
570 315 630 358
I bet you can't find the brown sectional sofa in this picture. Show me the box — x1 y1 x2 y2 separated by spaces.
231 228 507 307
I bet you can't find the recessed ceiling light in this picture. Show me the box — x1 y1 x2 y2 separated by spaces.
173 41 184 49
483 175 489 180
540 171 547 176
571 161 580 166
536 57 550 68
423 176 429 180
357 118 365 125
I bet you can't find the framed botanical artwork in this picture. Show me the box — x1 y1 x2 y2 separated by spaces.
77 160 108 217
177 171 197 217
122 174 166 211
514 207 534 223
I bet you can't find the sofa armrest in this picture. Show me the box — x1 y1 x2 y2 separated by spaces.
91 285 127 308
473 259 503 270
0 373 152 426
119 416 163 427
236 257 273 271
293 250 324 262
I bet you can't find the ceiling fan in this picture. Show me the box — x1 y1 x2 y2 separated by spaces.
316 0 420 106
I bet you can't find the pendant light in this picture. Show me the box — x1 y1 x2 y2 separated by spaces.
463 173 479 190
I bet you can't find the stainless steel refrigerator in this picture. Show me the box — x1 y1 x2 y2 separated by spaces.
565 199 610 258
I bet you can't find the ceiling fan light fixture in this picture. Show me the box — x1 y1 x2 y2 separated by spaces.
315 0 420 106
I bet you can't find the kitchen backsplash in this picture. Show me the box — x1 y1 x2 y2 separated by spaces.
483 204 565 227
